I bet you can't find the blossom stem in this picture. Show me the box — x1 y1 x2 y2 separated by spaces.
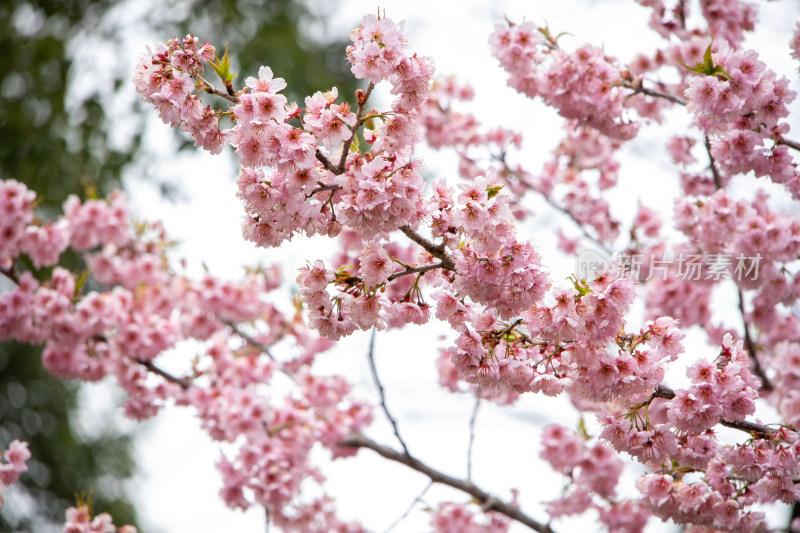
340 431 555 533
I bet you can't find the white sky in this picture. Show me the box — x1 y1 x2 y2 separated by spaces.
68 0 800 532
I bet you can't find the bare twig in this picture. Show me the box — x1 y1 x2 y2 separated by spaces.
340 432 555 533
383 481 433 533
367 329 412 456
398 226 457 272
496 155 614 256
467 393 480 482
737 289 772 391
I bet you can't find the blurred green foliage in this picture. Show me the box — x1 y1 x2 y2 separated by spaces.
1 0 357 530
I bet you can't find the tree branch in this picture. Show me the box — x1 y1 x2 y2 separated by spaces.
398 226 457 272
618 79 687 106
777 137 800 152
198 76 238 103
340 431 554 533
705 135 723 190
136 359 191 389
0 265 20 285
367 329 412 457
387 262 447 282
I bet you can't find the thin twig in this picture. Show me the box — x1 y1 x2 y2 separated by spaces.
467 392 481 482
383 481 433 533
265 507 270 533
367 329 412 456
222 319 276 361
340 432 555 533
398 226 457 272
737 289 772 391
496 155 614 256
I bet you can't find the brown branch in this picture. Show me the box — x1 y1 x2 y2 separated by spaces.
387 262 447 282
398 226 457 272
306 182 341 199
198 76 238 103
136 359 191 389
340 431 554 533
777 138 800 152
618 79 687 106
705 135 723 190
737 289 772 391
0 266 20 285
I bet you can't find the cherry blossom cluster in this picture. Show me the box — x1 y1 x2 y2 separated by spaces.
0 179 372 530
132 34 222 154
62 505 137 533
489 21 639 140
540 424 652 531
430 501 511 533
685 46 799 197
0 440 29 507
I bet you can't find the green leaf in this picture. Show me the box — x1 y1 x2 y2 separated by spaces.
209 42 236 86
676 40 732 80
486 184 504 199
